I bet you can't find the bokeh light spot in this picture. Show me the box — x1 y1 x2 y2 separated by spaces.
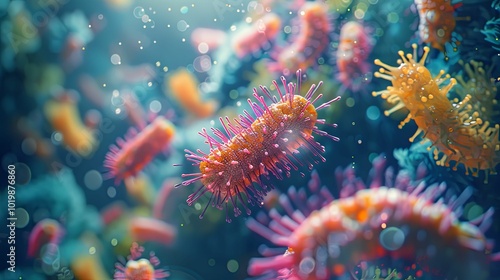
149 100 162 113
84 170 103 190
21 138 37 156
15 208 29 228
13 162 32 185
110 54 121 65
366 105 381 121
227 259 239 273
177 20 189 32
107 186 116 198
198 42 209 54
379 226 405 251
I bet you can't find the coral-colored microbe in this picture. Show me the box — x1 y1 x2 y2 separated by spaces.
44 91 98 157
415 0 460 52
269 2 331 75
166 68 218 119
336 21 373 92
372 44 500 181
27 218 64 258
177 69 340 222
104 116 175 183
246 156 499 280
114 242 169 280
129 217 177 246
231 13 281 58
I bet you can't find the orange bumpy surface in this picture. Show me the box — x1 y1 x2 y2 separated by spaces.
373 44 500 180
200 95 318 199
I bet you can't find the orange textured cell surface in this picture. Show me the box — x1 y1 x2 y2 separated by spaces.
373 44 500 181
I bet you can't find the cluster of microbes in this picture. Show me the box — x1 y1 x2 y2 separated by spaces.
2 0 500 279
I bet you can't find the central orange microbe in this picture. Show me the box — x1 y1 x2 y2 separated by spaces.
177 69 340 222
372 44 500 182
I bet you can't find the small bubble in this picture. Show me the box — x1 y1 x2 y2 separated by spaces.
354 9 365 19
110 54 121 65
177 20 189 32
180 6 188 14
366 106 380 121
380 227 405 251
387 12 399 23
15 208 30 228
14 162 31 185
346 97 355 107
51 132 63 144
227 260 239 273
107 187 116 198
229 90 239 99
133 6 145 18
193 55 212 73
21 138 37 156
84 170 103 190
299 257 315 274
149 100 162 113
198 42 209 54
